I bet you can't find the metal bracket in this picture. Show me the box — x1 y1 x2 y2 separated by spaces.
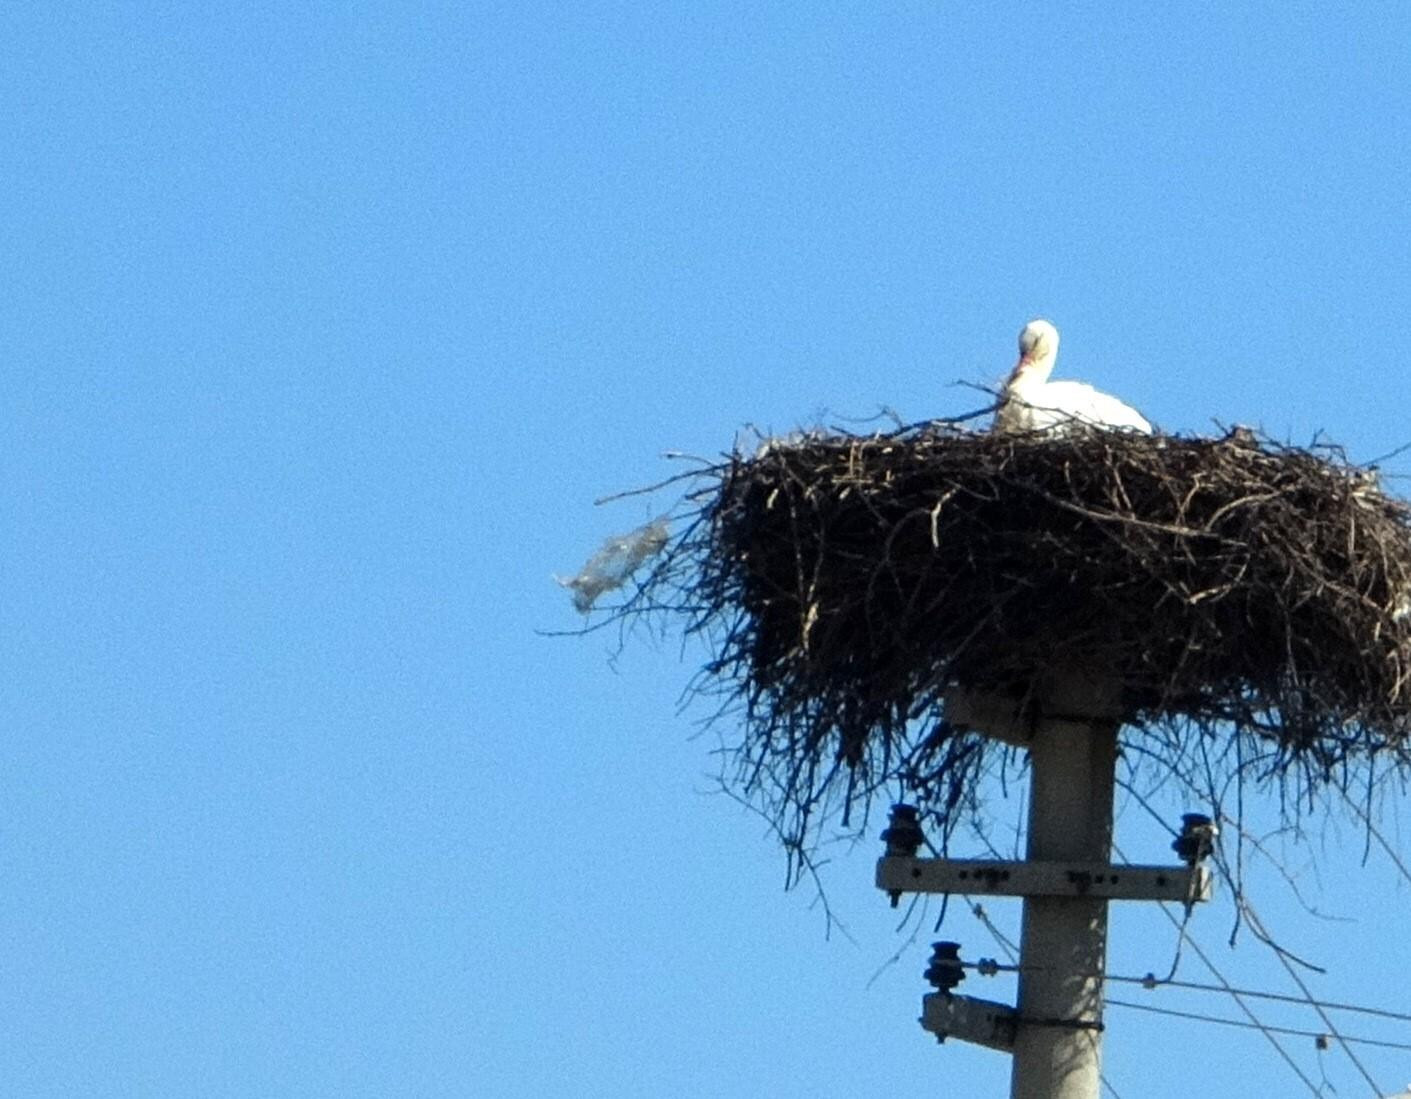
877 856 1212 903
920 993 1017 1052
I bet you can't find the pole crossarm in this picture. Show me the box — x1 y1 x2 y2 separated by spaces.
921 993 1018 1053
884 681 1217 1098
876 856 1213 903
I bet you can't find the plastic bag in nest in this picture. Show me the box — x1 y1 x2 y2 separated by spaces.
557 519 670 613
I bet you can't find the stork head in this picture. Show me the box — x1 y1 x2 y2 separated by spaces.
1018 319 1059 364
994 318 1062 428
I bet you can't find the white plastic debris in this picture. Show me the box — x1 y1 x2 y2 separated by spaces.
557 519 670 613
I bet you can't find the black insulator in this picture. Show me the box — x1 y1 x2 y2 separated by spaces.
881 803 926 858
924 941 966 992
1171 812 1217 865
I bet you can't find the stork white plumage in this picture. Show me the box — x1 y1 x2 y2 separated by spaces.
994 319 1152 435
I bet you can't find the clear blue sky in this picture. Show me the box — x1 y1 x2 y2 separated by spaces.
4 4 1410 1097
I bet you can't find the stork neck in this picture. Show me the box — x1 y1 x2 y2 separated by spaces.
1008 357 1056 390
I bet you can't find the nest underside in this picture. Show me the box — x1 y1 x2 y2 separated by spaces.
635 425 1411 851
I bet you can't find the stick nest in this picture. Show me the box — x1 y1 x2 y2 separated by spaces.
627 426 1411 858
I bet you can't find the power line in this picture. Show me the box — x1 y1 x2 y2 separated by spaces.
961 834 1332 1096
1115 843 1326 1099
1106 997 1411 1052
1239 898 1385 1097
1140 792 1389 1095
967 901 1019 959
965 898 1129 1099
957 958 1411 1025
1115 973 1411 1024
1101 1074 1127 1099
957 808 1394 1096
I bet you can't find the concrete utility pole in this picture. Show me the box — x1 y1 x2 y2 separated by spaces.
1009 708 1116 1099
876 675 1214 1099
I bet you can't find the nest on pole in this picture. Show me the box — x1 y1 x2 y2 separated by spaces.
622 425 1411 863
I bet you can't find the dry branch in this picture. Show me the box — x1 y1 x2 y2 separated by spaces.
613 425 1411 865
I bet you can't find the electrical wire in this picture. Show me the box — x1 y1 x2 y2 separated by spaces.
1101 1074 1127 1099
1106 997 1411 1052
1114 783 1389 1094
957 958 1411 1025
1239 898 1384 1097
958 828 1331 1096
953 794 1393 1095
1112 842 1326 1098
1145 907 1321 1097
1151 786 1396 1095
964 898 1127 1099
967 900 1019 959
1120 973 1411 1024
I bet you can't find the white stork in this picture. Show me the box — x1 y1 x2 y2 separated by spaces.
994 319 1152 435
